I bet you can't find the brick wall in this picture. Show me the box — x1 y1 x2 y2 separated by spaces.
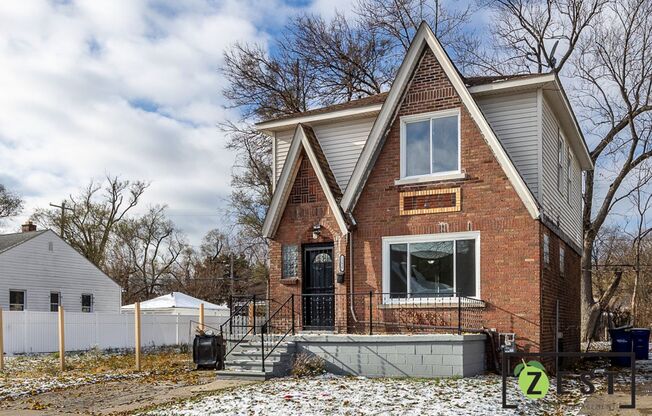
540 224 581 355
350 48 543 351
269 151 347 330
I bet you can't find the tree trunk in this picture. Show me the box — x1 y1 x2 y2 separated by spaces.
581 236 596 341
631 270 638 326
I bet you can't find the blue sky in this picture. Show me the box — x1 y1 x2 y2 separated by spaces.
0 0 357 246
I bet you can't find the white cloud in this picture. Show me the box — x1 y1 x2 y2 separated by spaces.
0 0 305 244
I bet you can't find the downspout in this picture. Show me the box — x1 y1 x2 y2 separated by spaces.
347 215 359 323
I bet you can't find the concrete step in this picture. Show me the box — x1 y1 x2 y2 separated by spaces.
230 350 292 361
216 369 273 381
225 359 289 373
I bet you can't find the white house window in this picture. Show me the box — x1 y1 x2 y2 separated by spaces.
566 146 572 203
81 294 93 313
543 234 550 267
560 247 565 277
282 245 298 278
401 109 460 179
9 290 25 311
383 232 479 300
557 129 564 194
50 292 61 312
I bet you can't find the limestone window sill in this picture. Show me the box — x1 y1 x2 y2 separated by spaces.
394 172 466 186
378 299 485 309
280 277 299 285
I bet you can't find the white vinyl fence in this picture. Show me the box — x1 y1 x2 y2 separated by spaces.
2 311 230 355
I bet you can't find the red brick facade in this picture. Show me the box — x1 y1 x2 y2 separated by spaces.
267 49 581 353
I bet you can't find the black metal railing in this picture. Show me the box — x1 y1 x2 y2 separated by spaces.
259 294 295 372
219 291 485 371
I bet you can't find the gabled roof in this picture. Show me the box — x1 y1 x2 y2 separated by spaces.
122 292 228 310
0 230 48 254
340 22 541 218
262 124 349 238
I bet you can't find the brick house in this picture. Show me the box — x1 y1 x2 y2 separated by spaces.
249 23 591 374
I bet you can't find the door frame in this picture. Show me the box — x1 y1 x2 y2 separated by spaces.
301 243 335 330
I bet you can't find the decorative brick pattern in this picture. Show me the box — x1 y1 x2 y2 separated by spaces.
400 188 461 215
289 157 319 204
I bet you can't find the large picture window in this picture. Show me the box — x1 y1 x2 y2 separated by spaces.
382 232 479 300
401 109 460 179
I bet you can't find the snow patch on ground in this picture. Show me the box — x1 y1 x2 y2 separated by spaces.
144 374 587 416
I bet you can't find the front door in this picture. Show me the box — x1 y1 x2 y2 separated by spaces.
302 245 335 330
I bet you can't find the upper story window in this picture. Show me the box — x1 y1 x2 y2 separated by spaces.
9 290 25 311
566 146 573 203
400 109 460 179
557 129 564 194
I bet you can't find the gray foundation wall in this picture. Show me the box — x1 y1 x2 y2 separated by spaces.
292 334 486 378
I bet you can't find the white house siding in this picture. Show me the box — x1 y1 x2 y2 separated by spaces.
274 128 294 183
541 97 583 247
273 116 376 191
311 116 376 191
0 230 121 313
477 91 540 199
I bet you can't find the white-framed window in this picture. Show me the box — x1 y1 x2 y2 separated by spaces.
382 231 480 301
400 109 461 180
566 146 572 203
9 290 25 311
282 245 298 278
81 294 93 313
543 234 550 267
50 292 61 312
557 129 564 194
559 247 565 277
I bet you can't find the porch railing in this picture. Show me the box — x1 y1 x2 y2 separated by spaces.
220 291 485 372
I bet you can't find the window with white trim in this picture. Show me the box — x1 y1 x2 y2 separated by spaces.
9 290 25 311
50 292 61 312
566 146 572 203
557 129 564 194
81 294 93 313
383 232 479 299
400 109 460 179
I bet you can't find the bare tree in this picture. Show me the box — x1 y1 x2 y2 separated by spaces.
31 175 148 268
116 205 184 299
355 0 479 65
575 0 652 340
471 0 606 74
288 12 394 102
0 184 23 219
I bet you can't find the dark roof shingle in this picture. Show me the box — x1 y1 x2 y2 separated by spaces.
0 230 47 254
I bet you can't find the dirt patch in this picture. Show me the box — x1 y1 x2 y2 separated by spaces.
0 373 254 415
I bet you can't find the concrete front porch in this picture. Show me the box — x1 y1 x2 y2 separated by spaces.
219 332 486 379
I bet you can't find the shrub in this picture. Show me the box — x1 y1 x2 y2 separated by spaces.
291 353 325 378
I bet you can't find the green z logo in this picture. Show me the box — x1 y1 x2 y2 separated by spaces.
515 360 550 399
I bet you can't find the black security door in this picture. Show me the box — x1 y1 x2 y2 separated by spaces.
302 245 334 330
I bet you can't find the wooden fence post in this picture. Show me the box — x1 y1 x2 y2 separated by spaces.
135 302 141 371
199 303 205 332
58 306 65 371
0 309 4 371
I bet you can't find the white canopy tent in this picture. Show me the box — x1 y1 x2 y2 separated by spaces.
122 292 230 317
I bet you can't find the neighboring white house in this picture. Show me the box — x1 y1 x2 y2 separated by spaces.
122 292 229 317
0 224 122 313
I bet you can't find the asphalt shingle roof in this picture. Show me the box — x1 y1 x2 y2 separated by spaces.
0 230 47 254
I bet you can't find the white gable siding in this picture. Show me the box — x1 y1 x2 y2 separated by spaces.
477 91 540 198
273 116 376 191
312 116 375 191
541 97 583 247
0 231 121 313
274 128 294 183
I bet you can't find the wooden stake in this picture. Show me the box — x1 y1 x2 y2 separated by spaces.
199 303 205 332
0 309 4 371
135 302 141 371
58 306 65 371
